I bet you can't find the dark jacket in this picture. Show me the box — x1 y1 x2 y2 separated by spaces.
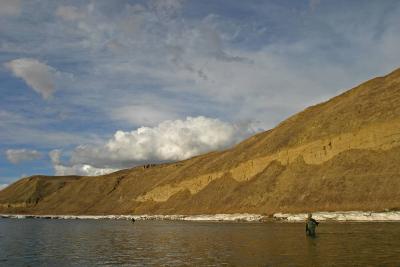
306 218 319 236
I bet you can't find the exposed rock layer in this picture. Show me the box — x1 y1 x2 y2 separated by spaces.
1 68 400 215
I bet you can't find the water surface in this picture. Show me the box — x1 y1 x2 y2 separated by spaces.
1 219 400 266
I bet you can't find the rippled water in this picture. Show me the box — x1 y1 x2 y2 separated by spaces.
1 219 400 266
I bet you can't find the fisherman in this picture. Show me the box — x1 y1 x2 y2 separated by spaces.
131 218 135 223
306 213 319 236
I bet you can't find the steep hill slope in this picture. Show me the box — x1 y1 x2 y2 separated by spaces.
1 68 400 215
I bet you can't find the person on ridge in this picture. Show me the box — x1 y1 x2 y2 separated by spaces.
306 213 319 236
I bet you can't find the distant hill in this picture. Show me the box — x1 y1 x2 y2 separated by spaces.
1 68 400 215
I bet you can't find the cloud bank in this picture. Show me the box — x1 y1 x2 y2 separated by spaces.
5 149 42 164
5 58 57 99
51 116 254 176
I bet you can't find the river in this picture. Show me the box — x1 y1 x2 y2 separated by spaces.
1 218 400 266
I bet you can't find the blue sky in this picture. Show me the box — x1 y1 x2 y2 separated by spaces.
1 0 400 187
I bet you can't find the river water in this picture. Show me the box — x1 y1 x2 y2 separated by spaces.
1 218 400 266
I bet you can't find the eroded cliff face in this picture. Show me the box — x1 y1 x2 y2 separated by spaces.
1 68 400 215
135 119 400 204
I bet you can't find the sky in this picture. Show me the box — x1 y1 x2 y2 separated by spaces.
1 0 400 188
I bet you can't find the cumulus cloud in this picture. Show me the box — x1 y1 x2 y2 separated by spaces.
5 58 56 99
50 116 254 176
49 149 62 165
0 0 21 16
5 149 42 164
50 149 117 176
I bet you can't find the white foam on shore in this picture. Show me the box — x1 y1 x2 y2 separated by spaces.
0 213 264 222
1 211 400 222
273 211 400 222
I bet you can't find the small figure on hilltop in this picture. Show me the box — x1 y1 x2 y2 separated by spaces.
143 164 156 169
306 213 319 236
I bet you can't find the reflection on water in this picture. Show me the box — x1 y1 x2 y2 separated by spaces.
1 219 400 266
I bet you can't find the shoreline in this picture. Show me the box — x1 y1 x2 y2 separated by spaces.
1 211 400 222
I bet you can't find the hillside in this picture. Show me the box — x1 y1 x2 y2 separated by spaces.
1 68 400 215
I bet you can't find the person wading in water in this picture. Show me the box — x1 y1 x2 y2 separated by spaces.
306 213 319 236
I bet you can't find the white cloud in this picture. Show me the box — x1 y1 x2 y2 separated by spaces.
0 184 8 191
0 0 21 16
50 116 254 176
50 150 117 176
49 149 62 165
5 58 57 99
5 149 42 164
55 164 117 176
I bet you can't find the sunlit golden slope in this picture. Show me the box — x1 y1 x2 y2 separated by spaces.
1 68 400 215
